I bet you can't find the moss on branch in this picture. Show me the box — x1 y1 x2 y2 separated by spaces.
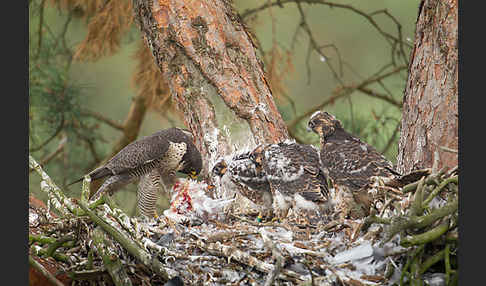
78 200 169 281
92 227 133 286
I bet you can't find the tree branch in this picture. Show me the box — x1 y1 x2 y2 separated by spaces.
78 201 169 281
29 255 66 286
80 109 125 131
30 113 65 152
241 0 412 50
287 65 406 130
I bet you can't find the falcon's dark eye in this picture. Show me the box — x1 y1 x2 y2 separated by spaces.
249 152 257 163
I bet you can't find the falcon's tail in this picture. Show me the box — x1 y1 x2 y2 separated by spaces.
67 167 112 187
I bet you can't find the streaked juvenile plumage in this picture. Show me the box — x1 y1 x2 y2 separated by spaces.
212 152 273 219
69 127 202 217
249 141 330 220
307 111 397 191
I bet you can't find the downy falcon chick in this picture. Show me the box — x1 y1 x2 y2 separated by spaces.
212 151 273 220
69 127 202 218
307 111 398 192
248 141 330 221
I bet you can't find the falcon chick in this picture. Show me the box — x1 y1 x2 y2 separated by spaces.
249 141 330 222
69 127 202 218
212 152 273 220
307 111 397 189
307 111 398 216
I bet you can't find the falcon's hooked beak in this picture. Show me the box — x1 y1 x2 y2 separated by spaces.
189 170 198 180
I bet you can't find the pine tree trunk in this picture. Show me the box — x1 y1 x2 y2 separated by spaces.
132 0 290 178
397 0 458 174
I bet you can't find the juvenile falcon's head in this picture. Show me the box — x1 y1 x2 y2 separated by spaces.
249 145 266 171
307 111 342 139
212 152 271 200
212 159 228 177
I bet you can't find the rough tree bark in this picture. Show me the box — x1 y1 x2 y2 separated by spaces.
131 0 290 178
397 0 458 174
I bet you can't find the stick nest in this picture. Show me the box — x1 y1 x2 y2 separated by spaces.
29 154 458 286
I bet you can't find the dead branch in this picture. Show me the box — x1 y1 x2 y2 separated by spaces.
287 65 406 131
260 229 285 286
196 240 306 283
242 0 412 50
295 2 344 84
80 109 125 131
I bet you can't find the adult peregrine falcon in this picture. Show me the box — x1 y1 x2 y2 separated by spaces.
307 110 398 192
69 127 202 218
249 141 330 221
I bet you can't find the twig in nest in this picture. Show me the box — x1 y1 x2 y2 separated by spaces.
321 218 352 231
29 155 76 217
78 201 169 281
230 214 292 231
382 199 457 244
206 231 259 243
92 226 133 286
362 215 391 232
422 175 458 208
376 185 404 196
400 220 451 247
46 235 75 258
29 255 66 286
378 198 397 217
196 240 305 283
260 229 285 286
401 168 446 193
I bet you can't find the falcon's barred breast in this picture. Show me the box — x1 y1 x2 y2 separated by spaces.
69 127 202 218
307 111 397 191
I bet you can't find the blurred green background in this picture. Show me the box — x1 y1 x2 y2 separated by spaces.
29 0 420 214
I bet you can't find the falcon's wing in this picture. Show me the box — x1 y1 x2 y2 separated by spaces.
106 130 173 174
262 143 328 203
321 135 395 189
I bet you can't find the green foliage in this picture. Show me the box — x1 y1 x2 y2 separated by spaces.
29 2 106 192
